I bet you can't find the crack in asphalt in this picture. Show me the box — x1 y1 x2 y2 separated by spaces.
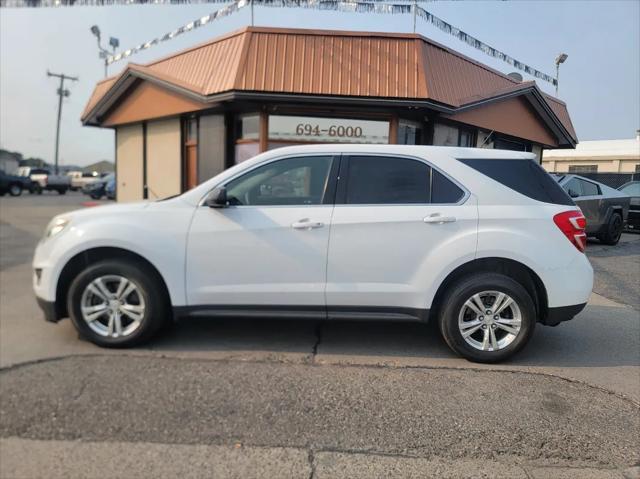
1 355 638 467
2 351 638 407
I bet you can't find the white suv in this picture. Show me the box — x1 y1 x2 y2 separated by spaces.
33 145 593 362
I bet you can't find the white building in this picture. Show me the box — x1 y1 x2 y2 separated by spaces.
542 131 640 174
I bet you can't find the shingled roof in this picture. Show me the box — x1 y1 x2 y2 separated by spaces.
83 26 577 146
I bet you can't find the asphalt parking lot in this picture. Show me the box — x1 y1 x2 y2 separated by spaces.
1 193 639 479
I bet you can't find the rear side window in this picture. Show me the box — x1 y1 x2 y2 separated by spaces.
432 169 464 203
346 156 430 204
579 179 600 196
344 156 465 205
458 158 574 205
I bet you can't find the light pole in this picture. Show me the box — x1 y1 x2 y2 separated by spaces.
91 25 119 78
554 53 568 96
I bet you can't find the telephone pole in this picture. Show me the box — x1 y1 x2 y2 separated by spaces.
47 70 78 175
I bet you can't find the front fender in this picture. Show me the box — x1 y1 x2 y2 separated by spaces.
33 203 194 305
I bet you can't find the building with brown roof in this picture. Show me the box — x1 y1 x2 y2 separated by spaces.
82 26 577 202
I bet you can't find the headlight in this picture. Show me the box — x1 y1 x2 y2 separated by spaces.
44 217 70 240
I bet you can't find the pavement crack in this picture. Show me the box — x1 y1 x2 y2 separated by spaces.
310 321 323 363
307 447 316 479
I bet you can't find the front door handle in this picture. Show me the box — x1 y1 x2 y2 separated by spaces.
291 218 325 230
423 214 457 224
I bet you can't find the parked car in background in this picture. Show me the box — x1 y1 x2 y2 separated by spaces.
618 181 640 231
83 173 114 200
0 170 40 196
33 146 593 363
68 171 101 191
552 174 629 245
18 167 71 195
105 174 116 200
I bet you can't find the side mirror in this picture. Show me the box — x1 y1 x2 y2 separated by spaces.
205 186 228 208
568 189 580 198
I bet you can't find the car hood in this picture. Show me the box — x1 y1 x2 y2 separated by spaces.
61 201 151 223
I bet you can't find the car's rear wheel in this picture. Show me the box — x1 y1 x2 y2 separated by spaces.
598 212 623 245
67 259 168 347
9 184 22 196
438 273 536 363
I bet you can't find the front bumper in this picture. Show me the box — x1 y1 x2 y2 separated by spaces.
36 296 61 323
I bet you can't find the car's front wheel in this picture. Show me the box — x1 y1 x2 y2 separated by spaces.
67 259 169 347
438 273 536 363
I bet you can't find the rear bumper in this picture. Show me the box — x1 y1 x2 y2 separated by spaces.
36 296 61 323
541 302 587 327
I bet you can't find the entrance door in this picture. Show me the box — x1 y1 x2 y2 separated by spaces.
186 155 338 309
185 143 198 190
184 117 198 190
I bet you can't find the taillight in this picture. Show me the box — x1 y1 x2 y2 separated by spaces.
553 210 587 253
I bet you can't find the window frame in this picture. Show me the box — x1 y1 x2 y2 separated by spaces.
205 154 340 208
335 154 469 206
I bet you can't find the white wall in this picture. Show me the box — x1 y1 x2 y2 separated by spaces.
116 124 143 202
146 118 181 199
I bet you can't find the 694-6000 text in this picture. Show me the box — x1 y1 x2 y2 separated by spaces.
295 123 363 138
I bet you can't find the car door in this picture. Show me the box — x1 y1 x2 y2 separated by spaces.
325 154 477 318
186 154 338 311
565 177 601 234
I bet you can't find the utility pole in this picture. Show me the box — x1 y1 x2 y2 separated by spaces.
47 70 78 175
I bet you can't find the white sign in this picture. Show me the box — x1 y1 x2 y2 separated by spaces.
269 115 389 144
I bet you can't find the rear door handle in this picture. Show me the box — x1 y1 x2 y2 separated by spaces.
423 214 457 224
292 218 325 230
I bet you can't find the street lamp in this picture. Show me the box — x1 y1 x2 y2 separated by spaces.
91 25 119 78
554 53 568 96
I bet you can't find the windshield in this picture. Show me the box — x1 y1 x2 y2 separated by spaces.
619 182 640 195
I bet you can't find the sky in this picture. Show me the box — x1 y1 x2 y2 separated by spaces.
1 0 639 168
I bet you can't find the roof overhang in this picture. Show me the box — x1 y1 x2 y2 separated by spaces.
84 62 576 149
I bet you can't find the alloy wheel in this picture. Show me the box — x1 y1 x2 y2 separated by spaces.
80 275 146 338
457 290 522 352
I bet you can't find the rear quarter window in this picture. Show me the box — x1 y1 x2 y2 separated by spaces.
458 158 574 206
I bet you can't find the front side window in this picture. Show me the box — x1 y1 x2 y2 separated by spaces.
225 156 333 206
564 178 582 197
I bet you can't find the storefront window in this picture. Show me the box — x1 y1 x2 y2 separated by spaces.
458 128 475 147
236 114 260 140
398 120 422 145
493 136 532 152
268 115 389 144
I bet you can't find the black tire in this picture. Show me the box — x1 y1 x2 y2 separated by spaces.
597 212 623 245
438 272 536 363
67 259 169 348
8 183 22 196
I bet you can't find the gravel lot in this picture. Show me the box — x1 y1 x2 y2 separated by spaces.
1 193 638 478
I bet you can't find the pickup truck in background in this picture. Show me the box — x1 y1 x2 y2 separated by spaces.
17 167 71 195
67 171 101 191
0 170 40 196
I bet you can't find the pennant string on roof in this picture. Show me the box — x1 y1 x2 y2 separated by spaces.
413 6 557 85
104 0 557 86
106 0 247 64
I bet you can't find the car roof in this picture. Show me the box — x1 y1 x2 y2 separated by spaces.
246 144 536 161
